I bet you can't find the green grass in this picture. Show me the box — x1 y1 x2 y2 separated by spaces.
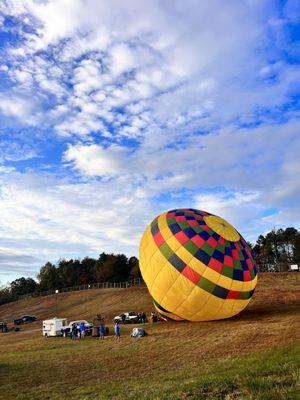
0 341 299 400
75 345 300 400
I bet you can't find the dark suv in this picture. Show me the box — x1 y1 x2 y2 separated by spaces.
13 315 37 325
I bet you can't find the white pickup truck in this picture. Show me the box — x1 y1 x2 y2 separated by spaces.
114 312 139 324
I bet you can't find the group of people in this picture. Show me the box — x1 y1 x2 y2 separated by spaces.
70 321 87 340
71 312 159 340
93 314 120 340
0 322 8 333
119 312 147 324
138 312 147 324
93 314 106 339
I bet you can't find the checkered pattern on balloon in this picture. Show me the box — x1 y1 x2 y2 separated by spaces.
139 209 257 321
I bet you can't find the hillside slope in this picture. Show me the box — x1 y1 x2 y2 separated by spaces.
0 273 299 400
0 272 299 348
0 272 299 324
0 284 153 325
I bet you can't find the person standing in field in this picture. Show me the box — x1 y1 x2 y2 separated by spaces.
141 312 146 324
93 314 100 337
99 319 105 340
114 321 120 340
71 323 77 340
79 322 86 339
121 313 126 324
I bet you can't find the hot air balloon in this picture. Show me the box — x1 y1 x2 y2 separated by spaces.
139 209 257 321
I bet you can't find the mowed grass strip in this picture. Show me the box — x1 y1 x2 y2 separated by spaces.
0 341 299 400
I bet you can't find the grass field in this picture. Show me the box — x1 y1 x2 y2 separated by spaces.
0 273 299 399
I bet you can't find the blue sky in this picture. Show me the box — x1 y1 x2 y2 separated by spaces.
0 0 299 283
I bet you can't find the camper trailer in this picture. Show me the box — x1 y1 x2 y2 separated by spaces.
42 318 67 337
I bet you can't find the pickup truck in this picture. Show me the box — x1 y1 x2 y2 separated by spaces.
13 315 37 325
61 320 93 337
114 312 139 324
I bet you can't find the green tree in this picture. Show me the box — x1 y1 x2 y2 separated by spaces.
0 286 17 305
10 277 37 297
293 234 300 264
128 256 141 279
57 258 80 287
37 262 61 291
79 257 96 284
253 227 300 271
94 253 130 282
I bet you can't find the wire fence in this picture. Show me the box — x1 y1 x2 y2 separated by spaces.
16 278 142 302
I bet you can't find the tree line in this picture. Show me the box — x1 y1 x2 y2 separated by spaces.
0 253 140 305
252 227 300 272
1 227 299 306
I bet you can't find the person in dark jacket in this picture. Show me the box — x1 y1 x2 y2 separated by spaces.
71 323 77 340
141 312 146 324
121 314 126 324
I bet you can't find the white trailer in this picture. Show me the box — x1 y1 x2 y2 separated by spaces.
42 318 67 337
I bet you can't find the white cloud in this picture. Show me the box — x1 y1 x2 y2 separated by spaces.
194 191 263 240
60 119 300 208
64 144 127 176
0 169 155 281
110 43 136 76
0 165 15 173
0 248 41 282
0 93 36 122
57 118 300 247
2 0 292 140
28 0 86 49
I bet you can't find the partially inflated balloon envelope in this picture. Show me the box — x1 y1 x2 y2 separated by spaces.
139 209 257 321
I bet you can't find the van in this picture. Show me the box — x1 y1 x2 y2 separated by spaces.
42 318 67 337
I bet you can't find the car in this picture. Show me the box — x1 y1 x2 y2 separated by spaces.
13 315 37 325
61 320 93 337
114 312 139 324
